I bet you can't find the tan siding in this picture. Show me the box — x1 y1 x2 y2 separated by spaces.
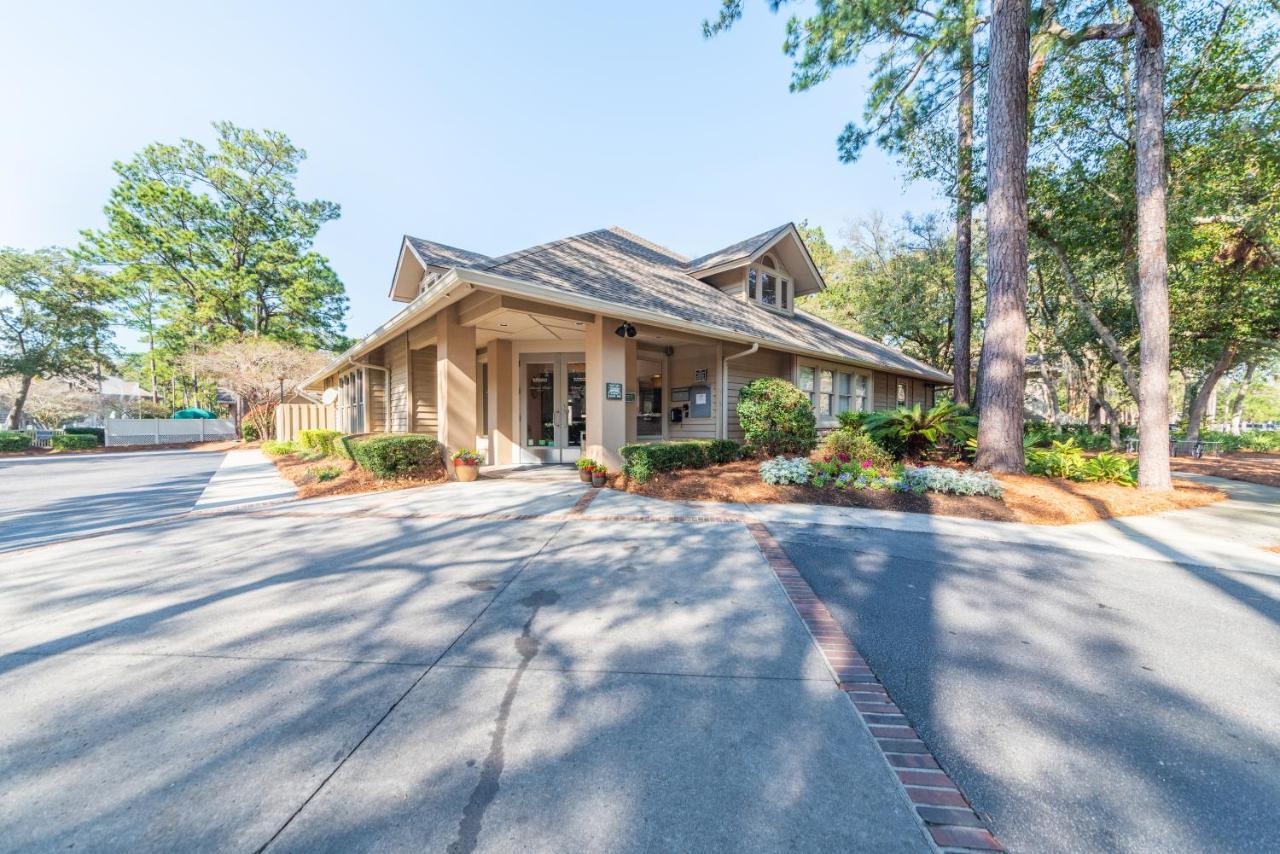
386 335 409 433
726 348 790 441
668 345 718 441
367 349 387 432
412 345 438 436
872 371 893 410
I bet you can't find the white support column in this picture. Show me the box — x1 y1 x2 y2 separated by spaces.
584 315 628 471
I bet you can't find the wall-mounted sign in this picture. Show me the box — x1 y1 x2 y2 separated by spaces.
671 387 690 402
694 368 708 383
606 382 624 400
624 392 636 403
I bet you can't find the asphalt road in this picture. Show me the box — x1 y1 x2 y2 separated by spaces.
0 478 929 853
0 450 226 551
777 522 1280 854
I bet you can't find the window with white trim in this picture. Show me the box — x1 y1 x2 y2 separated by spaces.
818 369 834 416
746 254 793 312
798 365 816 409
854 372 869 412
837 372 852 413
335 368 366 434
896 380 907 406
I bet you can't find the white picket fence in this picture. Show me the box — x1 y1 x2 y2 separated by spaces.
105 418 236 447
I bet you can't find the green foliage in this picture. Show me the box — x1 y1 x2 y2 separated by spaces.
1025 440 1086 478
64 426 105 444
835 409 870 432
737 377 817 456
575 457 597 470
51 433 97 450
298 428 342 457
1078 453 1138 487
800 216 983 372
864 402 977 459
311 464 342 482
262 439 298 456
619 439 745 483
1189 429 1280 453
0 431 33 451
241 420 260 442
0 248 116 429
819 428 895 470
346 434 442 479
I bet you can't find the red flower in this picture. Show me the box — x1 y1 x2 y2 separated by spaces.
837 452 851 463
861 459 873 469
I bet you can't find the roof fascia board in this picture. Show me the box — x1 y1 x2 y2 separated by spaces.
387 238 429 302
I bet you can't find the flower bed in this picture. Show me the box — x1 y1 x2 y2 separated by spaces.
760 455 1003 498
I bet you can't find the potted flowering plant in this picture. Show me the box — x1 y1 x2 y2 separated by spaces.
590 465 609 488
451 448 484 482
575 458 597 483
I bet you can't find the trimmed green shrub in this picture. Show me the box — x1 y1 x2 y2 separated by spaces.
52 433 98 450
1025 439 1086 478
262 439 298 456
0 431 33 452
819 429 894 469
346 434 442 479
241 420 260 442
619 439 745 483
737 377 817 457
65 426 105 444
836 410 870 432
299 428 343 457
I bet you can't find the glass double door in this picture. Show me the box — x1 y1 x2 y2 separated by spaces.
520 353 586 463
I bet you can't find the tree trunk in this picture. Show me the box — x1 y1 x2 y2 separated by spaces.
952 7 976 406
4 374 34 431
975 0 1031 472
1230 361 1254 434
1097 393 1123 450
1130 1 1172 491
1185 345 1236 442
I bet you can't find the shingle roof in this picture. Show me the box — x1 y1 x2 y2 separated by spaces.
682 223 793 273
406 236 495 269
454 227 949 383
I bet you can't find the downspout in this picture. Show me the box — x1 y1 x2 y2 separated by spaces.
721 343 760 439
350 357 391 433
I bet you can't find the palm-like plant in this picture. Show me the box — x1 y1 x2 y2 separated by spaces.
864 401 977 460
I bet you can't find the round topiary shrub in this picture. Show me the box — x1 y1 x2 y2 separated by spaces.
737 377 817 457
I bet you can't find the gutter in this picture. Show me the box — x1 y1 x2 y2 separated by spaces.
720 343 759 438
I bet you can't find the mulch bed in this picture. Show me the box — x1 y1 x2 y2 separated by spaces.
618 459 1226 526
270 453 448 500
1167 452 1280 488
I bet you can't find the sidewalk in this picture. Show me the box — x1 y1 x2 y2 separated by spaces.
192 449 297 512
586 475 1280 576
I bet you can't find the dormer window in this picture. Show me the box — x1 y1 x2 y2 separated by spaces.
746 254 794 312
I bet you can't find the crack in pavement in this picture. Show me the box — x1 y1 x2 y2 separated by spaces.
446 589 560 854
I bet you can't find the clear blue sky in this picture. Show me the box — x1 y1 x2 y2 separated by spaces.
1 0 942 350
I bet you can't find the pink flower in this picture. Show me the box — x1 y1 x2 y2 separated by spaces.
837 452 851 463
861 459 873 469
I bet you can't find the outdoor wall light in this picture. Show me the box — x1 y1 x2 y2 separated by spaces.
614 322 637 338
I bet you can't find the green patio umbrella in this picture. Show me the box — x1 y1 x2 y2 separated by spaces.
172 408 217 419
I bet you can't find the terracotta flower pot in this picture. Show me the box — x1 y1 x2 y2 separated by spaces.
579 469 593 483
455 462 479 482
591 473 606 488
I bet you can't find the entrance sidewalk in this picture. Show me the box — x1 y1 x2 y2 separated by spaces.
192 449 297 512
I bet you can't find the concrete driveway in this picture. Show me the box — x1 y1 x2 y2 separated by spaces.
0 450 227 550
775 483 1280 853
0 478 929 853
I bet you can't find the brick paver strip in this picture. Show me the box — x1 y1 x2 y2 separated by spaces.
744 521 1004 853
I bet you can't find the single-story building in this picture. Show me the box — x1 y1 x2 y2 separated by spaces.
295 223 951 473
